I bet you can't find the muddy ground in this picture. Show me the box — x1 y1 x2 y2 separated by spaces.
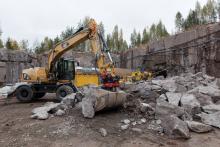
1 94 220 147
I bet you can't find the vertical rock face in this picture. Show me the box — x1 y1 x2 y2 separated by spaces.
0 49 119 86
0 49 39 85
119 23 220 78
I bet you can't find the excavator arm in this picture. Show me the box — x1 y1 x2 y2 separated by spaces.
48 19 103 74
47 19 114 79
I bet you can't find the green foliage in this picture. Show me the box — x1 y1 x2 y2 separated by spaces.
175 12 184 32
0 28 4 48
130 29 138 48
19 40 29 50
176 0 218 31
5 38 20 50
130 21 169 47
60 26 75 40
0 39 3 48
34 37 53 54
142 28 150 44
106 25 128 52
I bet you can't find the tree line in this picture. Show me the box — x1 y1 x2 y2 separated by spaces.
0 0 220 53
175 0 219 32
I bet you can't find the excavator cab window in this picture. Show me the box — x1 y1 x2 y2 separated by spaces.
56 58 75 81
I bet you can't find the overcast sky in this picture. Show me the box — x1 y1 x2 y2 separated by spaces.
0 0 207 46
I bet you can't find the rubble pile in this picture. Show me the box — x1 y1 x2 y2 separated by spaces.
31 85 127 119
30 72 220 139
123 72 220 139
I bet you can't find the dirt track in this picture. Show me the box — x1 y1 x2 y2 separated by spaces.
1 94 220 147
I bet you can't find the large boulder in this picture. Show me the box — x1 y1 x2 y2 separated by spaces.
202 104 220 114
152 79 187 92
31 102 60 120
199 112 220 128
61 93 77 108
166 92 182 106
81 87 127 118
180 94 201 116
193 93 213 106
185 121 213 133
137 89 159 103
161 115 190 139
189 85 220 98
155 99 185 119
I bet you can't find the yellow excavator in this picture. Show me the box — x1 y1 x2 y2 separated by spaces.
13 19 119 102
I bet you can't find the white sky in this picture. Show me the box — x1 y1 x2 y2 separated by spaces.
0 0 207 46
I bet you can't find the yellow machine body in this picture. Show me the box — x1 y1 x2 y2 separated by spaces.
21 67 100 87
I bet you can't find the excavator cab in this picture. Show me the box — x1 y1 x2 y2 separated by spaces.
55 58 75 81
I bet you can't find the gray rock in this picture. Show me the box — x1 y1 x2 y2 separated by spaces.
181 94 200 108
131 128 142 133
161 115 190 139
155 99 185 119
121 82 136 92
202 104 220 114
31 102 60 120
193 93 213 106
189 86 220 98
158 94 167 102
155 79 187 92
31 110 49 120
147 120 163 133
180 94 201 116
138 89 159 103
156 119 162 125
132 121 137 126
166 92 182 106
55 109 65 116
123 119 131 124
121 124 129 130
61 93 76 108
140 118 146 123
81 97 95 118
99 128 107 137
140 103 155 113
199 112 220 128
186 121 212 133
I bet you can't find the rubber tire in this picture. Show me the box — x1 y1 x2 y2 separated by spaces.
16 85 33 102
56 85 74 101
33 92 46 99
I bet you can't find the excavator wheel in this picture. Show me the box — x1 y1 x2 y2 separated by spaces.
33 92 46 99
16 85 33 102
56 85 74 101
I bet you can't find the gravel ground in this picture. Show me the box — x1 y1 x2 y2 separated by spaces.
1 94 220 147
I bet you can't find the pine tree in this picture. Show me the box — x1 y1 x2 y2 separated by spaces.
60 26 75 40
130 29 137 47
142 28 149 44
0 39 3 48
0 28 3 48
5 38 20 50
195 1 202 24
175 12 184 32
53 36 61 45
136 32 141 46
20 40 29 51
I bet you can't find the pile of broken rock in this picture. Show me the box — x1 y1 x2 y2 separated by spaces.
31 72 220 139
122 72 220 139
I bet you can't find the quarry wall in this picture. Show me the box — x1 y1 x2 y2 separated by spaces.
119 23 220 77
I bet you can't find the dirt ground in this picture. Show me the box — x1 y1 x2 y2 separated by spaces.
1 94 220 147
